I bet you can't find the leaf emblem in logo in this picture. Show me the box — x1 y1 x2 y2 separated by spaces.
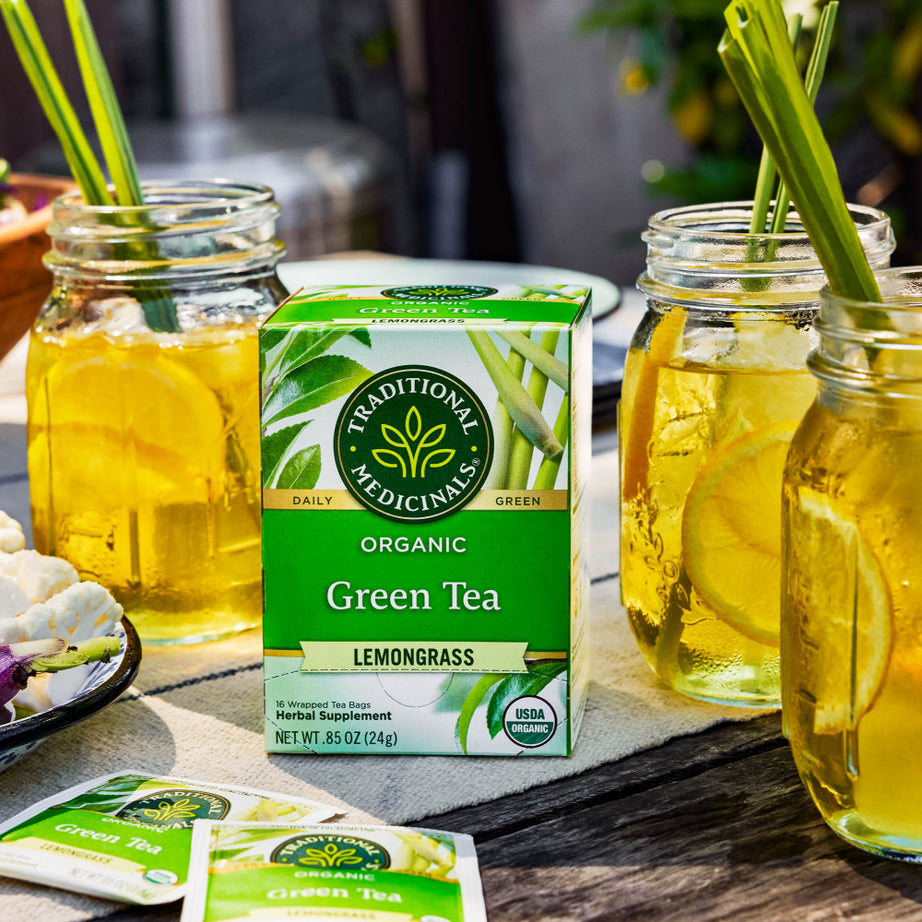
372 406 455 478
139 798 200 823
298 843 365 867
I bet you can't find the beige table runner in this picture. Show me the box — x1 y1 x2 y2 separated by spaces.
0 450 764 921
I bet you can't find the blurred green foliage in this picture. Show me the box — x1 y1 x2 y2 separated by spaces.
579 0 922 205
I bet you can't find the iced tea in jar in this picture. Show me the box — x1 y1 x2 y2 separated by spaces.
782 266 922 859
27 181 287 645
619 202 892 706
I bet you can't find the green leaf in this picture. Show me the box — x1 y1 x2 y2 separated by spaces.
261 424 303 487
486 663 568 739
276 445 321 489
264 327 372 392
261 354 372 429
456 674 505 754
63 0 143 206
349 327 372 348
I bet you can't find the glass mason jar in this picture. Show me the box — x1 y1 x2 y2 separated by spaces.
783 266 922 860
619 202 893 707
26 181 287 645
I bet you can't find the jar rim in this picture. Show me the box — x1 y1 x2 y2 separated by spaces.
646 200 891 243
820 266 922 312
50 179 276 217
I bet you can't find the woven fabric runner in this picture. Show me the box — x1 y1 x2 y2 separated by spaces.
0 451 760 920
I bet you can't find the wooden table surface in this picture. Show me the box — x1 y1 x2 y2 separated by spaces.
2 332 922 921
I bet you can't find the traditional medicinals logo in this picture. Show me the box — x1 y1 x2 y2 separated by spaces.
272 833 391 869
380 284 497 301
335 365 492 523
118 790 231 828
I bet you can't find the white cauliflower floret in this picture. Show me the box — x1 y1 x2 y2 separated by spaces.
6 582 123 644
0 550 79 604
0 512 25 554
0 576 31 640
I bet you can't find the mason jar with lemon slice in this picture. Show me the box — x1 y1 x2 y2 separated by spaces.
782 266 922 859
26 181 287 644
619 202 893 706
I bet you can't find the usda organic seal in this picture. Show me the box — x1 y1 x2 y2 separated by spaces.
335 365 492 523
502 696 557 748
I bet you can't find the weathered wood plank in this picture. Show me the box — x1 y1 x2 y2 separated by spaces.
468 747 922 922
412 714 786 838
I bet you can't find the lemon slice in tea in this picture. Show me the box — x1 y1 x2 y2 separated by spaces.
39 345 226 505
789 488 892 734
681 421 798 646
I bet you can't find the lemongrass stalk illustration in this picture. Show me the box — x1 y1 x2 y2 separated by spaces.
467 330 563 461
498 329 569 392
485 334 528 489
532 394 569 490
507 329 561 490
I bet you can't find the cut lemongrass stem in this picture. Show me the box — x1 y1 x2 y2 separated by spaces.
719 0 880 303
507 330 561 489
486 328 531 489
62 0 179 332
749 11 802 235
64 0 143 206
770 1 838 234
467 330 563 461
498 329 569 392
2 0 181 332
0 0 112 205
532 394 569 490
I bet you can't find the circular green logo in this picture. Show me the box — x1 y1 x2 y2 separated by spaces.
272 833 391 869
118 790 231 828
502 696 558 748
381 285 497 301
335 365 492 522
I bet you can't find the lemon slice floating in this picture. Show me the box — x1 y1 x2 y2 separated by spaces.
681 421 798 646
38 348 226 505
790 488 892 734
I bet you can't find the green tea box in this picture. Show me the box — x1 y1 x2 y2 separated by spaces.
259 283 591 755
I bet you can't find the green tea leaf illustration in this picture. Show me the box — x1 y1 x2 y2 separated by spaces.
456 673 505 754
261 423 304 488
486 662 567 739
264 327 370 392
276 445 321 489
262 354 372 429
57 775 150 813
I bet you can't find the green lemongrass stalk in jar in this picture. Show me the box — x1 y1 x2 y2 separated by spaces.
719 0 881 303
769 1 838 233
748 11 802 235
1 0 180 332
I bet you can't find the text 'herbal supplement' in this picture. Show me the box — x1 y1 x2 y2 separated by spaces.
260 283 591 755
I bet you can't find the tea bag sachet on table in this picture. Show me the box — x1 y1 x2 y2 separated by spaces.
182 820 488 922
0 771 340 904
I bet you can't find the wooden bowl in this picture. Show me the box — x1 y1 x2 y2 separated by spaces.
0 174 76 361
